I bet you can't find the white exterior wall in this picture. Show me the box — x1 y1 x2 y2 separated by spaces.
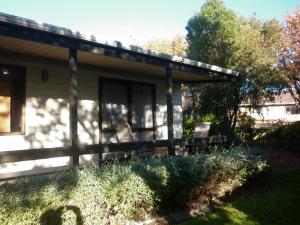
0 55 183 179
240 105 300 127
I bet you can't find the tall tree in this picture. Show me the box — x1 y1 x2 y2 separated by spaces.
280 8 300 104
145 35 187 57
185 0 284 131
186 0 238 67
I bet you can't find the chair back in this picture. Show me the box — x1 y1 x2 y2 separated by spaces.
114 121 135 143
194 122 211 138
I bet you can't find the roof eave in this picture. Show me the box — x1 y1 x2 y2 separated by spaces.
0 12 239 80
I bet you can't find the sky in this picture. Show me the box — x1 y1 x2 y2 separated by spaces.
0 0 299 46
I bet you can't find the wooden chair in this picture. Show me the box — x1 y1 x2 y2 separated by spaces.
114 121 135 143
186 122 228 153
194 122 211 138
101 121 135 161
114 121 153 158
192 122 212 152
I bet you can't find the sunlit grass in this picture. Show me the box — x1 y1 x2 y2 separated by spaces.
180 171 300 225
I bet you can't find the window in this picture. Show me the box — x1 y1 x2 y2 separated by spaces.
286 106 300 115
102 82 128 128
100 78 155 138
0 64 25 134
131 83 153 128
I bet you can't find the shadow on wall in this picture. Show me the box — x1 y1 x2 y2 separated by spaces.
78 100 99 145
0 96 99 177
24 97 100 148
24 97 70 149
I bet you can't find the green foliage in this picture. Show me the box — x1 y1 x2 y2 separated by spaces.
197 113 217 123
0 147 266 225
145 35 187 57
186 0 239 67
183 116 195 138
183 114 219 138
235 112 256 143
185 0 285 131
269 121 300 154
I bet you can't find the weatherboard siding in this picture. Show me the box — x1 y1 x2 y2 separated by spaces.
0 55 183 179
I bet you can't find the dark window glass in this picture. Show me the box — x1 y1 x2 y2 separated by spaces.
132 83 153 128
101 79 154 129
102 82 128 128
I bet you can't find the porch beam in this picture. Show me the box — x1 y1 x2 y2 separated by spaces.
179 79 235 84
166 63 175 155
69 48 79 166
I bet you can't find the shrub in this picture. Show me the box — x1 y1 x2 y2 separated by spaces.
235 112 256 143
183 116 195 138
269 121 300 154
0 147 267 225
183 113 219 138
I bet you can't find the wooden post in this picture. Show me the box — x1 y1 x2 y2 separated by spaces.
69 48 79 166
152 85 157 140
166 63 175 155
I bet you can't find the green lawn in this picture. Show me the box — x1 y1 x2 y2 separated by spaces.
179 170 300 225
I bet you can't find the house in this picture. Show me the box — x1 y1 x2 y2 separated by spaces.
240 93 300 128
0 13 239 179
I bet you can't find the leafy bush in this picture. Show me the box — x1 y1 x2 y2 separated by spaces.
269 121 300 154
183 116 195 138
196 113 217 123
183 113 219 138
235 112 256 143
0 147 267 225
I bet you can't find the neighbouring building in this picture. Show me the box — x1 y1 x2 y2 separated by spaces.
240 93 300 128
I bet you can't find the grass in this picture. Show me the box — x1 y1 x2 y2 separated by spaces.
179 170 300 225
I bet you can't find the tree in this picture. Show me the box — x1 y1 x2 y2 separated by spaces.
280 8 300 105
185 0 284 133
186 0 238 67
145 35 187 57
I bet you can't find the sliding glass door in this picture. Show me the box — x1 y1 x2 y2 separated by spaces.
99 78 156 143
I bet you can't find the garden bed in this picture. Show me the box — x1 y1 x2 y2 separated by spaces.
0 147 266 225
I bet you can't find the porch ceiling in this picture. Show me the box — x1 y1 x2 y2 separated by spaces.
0 12 239 82
0 35 213 81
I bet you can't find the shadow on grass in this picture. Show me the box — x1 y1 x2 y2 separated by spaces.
0 168 80 223
40 205 83 225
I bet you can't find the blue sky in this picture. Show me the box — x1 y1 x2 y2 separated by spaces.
0 0 299 45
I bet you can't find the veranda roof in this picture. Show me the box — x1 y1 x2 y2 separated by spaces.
0 12 239 82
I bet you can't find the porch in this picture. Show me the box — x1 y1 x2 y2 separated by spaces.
0 13 238 178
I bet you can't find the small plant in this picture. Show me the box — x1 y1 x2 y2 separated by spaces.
183 116 195 138
196 113 217 123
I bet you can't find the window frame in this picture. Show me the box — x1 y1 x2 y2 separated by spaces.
286 105 300 115
99 77 156 143
0 63 26 136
